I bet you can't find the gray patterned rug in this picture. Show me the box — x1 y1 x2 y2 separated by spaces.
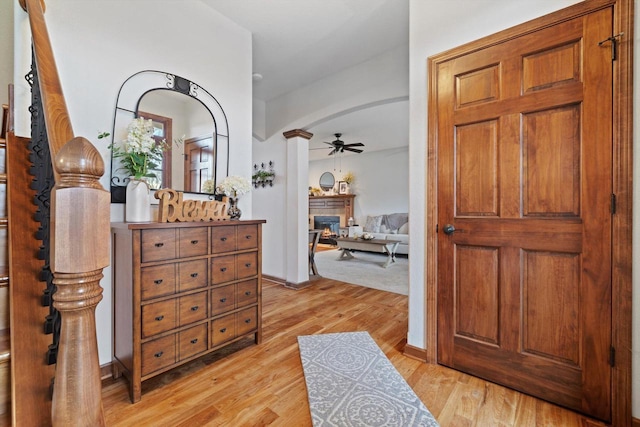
298 332 439 427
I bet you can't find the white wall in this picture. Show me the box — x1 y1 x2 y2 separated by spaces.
14 0 252 365
309 146 409 226
410 0 640 416
252 136 287 278
0 1 13 107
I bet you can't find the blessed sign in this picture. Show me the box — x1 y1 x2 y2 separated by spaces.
155 189 229 222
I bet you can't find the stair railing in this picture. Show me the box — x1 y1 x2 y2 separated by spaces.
19 0 109 425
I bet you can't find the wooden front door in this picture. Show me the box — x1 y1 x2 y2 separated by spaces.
435 7 613 421
184 136 214 193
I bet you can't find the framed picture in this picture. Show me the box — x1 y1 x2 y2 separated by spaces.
338 181 349 194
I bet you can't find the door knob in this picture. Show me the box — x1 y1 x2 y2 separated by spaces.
442 224 456 235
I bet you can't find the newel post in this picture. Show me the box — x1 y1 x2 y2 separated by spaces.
50 137 109 426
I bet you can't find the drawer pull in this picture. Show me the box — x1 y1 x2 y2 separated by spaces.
220 267 227 272
154 351 164 358
190 239 199 244
245 235 252 240
245 291 252 296
220 327 227 333
244 318 252 324
220 297 227 303
190 272 198 278
220 237 227 242
155 315 164 321
245 263 252 268
154 279 163 285
154 242 164 248
190 305 199 312
190 338 198 344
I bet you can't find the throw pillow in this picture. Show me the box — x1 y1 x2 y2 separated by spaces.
363 215 382 233
398 222 409 234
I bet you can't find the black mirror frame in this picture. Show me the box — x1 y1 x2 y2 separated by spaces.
110 70 229 203
319 171 335 191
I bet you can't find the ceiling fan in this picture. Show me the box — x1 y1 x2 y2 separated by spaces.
321 133 365 155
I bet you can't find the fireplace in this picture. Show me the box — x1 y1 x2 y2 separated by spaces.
313 215 340 244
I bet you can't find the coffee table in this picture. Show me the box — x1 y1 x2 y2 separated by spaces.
335 237 400 268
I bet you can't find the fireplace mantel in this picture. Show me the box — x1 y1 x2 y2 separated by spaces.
309 194 355 227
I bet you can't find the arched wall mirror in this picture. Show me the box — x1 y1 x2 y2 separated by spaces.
110 70 229 203
319 171 335 191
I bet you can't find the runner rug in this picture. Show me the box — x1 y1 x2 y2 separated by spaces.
297 331 439 427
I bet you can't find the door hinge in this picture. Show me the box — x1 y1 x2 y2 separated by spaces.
609 346 616 367
611 193 617 214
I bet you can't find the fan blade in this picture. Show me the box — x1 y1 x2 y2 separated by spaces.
343 142 364 147
323 141 335 146
328 148 337 155
343 147 363 153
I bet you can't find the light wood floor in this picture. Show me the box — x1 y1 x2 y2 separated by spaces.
102 278 606 426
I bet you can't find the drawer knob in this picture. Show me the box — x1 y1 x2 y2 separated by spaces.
155 315 164 321
190 338 198 344
190 305 199 312
154 279 163 285
221 237 227 242
220 267 227 272
245 263 252 268
154 242 164 248
244 318 252 324
220 327 227 333
190 240 199 244
245 291 252 296
190 273 198 278
245 235 252 240
220 297 227 303
154 351 164 358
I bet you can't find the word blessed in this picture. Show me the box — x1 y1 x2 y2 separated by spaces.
155 189 229 222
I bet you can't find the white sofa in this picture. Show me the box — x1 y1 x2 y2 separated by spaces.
356 213 409 255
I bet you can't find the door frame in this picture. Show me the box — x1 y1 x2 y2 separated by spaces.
425 0 633 424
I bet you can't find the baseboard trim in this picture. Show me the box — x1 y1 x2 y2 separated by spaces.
403 343 428 362
284 280 313 290
100 362 112 381
264 274 319 290
262 274 285 285
632 416 640 427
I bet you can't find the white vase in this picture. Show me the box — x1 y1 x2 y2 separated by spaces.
126 177 151 222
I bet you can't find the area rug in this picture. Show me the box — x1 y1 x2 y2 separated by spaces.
313 249 408 295
298 331 439 427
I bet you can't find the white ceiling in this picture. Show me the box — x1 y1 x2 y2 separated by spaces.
200 0 410 159
201 0 409 102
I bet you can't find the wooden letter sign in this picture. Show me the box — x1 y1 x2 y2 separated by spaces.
155 189 229 222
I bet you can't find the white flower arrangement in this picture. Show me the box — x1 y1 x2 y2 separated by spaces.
109 117 169 179
215 175 251 197
201 179 216 194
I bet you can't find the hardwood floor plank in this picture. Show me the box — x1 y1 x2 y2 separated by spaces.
103 278 604 426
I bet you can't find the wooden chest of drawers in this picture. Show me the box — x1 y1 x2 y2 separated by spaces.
111 220 265 402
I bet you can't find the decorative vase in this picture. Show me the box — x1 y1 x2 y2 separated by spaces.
228 197 242 220
126 177 151 222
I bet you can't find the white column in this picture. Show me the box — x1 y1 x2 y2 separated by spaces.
283 129 312 287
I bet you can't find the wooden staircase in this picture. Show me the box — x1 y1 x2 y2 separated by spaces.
0 90 12 425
